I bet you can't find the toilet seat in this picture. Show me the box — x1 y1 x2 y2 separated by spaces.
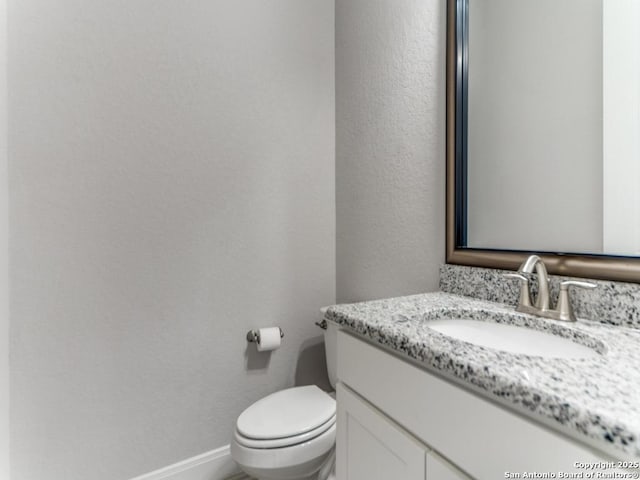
231 422 336 474
236 385 336 441
234 413 336 449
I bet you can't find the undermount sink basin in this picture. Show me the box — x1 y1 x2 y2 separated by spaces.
427 319 600 359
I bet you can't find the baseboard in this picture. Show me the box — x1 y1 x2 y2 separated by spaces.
129 445 248 480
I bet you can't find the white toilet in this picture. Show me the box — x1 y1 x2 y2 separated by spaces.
231 320 338 480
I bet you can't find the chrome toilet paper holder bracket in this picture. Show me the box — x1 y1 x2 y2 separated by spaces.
246 328 284 344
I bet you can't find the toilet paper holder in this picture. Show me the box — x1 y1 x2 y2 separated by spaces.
246 328 284 344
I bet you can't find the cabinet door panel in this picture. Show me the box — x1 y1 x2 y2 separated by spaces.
426 451 470 480
336 383 426 480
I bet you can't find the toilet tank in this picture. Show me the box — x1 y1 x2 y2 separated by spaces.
323 316 338 390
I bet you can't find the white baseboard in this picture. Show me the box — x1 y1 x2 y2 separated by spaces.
129 445 248 480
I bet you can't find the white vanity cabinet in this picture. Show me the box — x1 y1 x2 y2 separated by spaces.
337 383 468 480
337 384 427 479
335 330 629 480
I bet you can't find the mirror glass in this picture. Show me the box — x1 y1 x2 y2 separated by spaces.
461 0 640 256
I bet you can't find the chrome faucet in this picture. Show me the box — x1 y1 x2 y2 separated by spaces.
505 255 596 322
519 255 551 310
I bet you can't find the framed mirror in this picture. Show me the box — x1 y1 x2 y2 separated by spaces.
446 0 640 282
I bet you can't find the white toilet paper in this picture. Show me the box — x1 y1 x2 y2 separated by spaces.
257 327 282 352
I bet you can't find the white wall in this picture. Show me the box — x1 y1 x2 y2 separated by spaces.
467 0 603 254
0 0 8 477
335 0 446 302
603 0 640 255
8 1 334 479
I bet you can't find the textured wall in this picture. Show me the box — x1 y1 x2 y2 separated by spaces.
8 1 334 479
0 0 8 476
336 0 446 303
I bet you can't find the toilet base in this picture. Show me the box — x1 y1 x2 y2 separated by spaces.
256 473 335 480
242 447 335 480
254 467 335 480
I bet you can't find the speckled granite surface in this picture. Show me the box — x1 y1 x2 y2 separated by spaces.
440 264 640 329
325 292 640 458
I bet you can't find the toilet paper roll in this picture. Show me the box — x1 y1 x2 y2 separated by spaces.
257 327 282 352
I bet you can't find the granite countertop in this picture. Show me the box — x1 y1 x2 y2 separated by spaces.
325 292 640 459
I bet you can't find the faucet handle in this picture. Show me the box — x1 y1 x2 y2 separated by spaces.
504 273 528 282
560 280 597 291
504 273 532 308
555 280 597 321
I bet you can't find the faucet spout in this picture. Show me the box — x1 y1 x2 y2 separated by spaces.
517 255 550 311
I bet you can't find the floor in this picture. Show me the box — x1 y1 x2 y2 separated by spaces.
226 471 336 480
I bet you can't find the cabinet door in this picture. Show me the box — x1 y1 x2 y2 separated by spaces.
426 451 470 480
336 383 426 480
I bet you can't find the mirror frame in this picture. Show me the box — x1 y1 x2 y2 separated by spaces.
445 0 640 283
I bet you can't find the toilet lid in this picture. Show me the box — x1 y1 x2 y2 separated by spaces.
237 385 336 440
234 414 336 449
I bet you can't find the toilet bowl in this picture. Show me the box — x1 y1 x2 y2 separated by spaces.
231 385 336 480
231 319 338 480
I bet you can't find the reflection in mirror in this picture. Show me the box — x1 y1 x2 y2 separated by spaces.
462 0 640 256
